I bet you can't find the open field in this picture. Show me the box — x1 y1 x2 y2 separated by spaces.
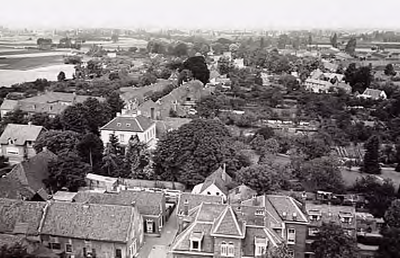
0 55 66 70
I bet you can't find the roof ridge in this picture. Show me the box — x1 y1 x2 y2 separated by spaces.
134 117 144 131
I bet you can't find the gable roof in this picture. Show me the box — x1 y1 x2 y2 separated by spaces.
21 92 103 104
211 206 244 238
41 202 134 242
100 115 154 132
5 149 57 196
0 99 18 110
267 195 308 223
0 124 45 145
73 190 163 216
362 88 385 99
0 198 46 235
200 166 232 195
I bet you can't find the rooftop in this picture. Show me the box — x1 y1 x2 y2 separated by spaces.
0 123 45 146
100 114 154 132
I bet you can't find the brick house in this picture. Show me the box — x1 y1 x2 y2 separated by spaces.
0 123 46 164
73 190 167 236
172 194 308 258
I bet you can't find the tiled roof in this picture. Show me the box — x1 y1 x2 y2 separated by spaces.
7 150 57 193
0 99 18 110
18 101 68 115
177 193 223 215
41 202 134 242
0 233 25 246
211 206 244 237
267 195 308 223
100 115 154 132
73 190 163 216
0 198 46 235
200 167 232 195
242 227 281 257
306 203 356 229
171 222 214 253
0 123 45 145
0 177 35 200
22 92 103 104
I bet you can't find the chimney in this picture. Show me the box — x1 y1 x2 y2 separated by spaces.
131 201 136 208
28 121 32 126
183 199 189 216
42 146 48 152
116 112 121 117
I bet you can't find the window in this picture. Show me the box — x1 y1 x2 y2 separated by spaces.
146 220 154 233
26 141 32 147
227 243 234 256
65 244 73 253
117 123 122 127
207 191 211 195
256 245 266 256
255 209 265 216
221 242 228 256
288 250 294 257
288 228 296 244
216 192 220 196
308 227 319 236
192 240 199 250
119 134 125 143
116 249 122 258
126 123 131 127
49 236 60 250
6 147 19 155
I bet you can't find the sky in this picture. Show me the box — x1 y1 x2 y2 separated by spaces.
1 0 400 30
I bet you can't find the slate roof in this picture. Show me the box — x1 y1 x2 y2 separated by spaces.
172 222 214 253
177 193 223 215
73 190 163 216
0 150 57 199
211 206 244 237
200 166 232 195
0 233 25 246
0 198 46 235
0 124 45 145
41 202 134 242
100 115 154 132
242 227 282 257
267 195 308 223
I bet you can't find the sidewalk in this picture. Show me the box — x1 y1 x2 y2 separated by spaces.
137 208 178 258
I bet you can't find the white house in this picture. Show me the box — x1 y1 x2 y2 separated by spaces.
191 165 232 202
100 111 157 149
358 88 387 100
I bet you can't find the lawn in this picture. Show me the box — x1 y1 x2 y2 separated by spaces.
341 167 400 190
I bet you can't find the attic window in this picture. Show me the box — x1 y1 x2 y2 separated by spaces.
117 123 122 127
255 209 265 216
126 123 131 127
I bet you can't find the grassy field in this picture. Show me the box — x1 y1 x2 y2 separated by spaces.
0 55 65 70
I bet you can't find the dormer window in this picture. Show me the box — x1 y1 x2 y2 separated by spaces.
126 123 131 127
339 212 353 224
255 209 265 216
190 232 203 252
287 228 296 244
117 123 122 127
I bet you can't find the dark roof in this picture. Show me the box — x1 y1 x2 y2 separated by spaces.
177 193 223 215
41 202 134 242
73 190 163 216
0 177 35 200
266 195 308 223
0 198 46 235
200 167 232 195
5 150 57 197
0 124 45 145
211 206 244 237
100 115 155 132
172 222 214 253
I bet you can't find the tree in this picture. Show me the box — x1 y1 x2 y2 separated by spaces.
106 91 125 118
1 109 28 126
236 164 288 194
361 135 381 174
76 133 104 172
102 143 119 177
61 103 89 133
125 135 152 179
82 97 112 134
45 150 90 192
57 71 66 81
138 71 157 86
352 176 396 218
330 33 338 48
173 43 188 57
180 56 210 85
30 112 52 128
345 38 357 56
268 243 293 258
376 227 400 258
296 157 345 193
295 135 331 160
0 243 35 258
153 119 239 186
34 130 80 155
384 199 400 228
196 95 223 118
101 133 126 177
311 223 358 258
384 63 396 76
255 126 275 140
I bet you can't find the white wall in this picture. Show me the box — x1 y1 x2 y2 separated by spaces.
200 184 226 201
101 124 156 146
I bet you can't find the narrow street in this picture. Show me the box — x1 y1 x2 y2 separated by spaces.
137 208 178 258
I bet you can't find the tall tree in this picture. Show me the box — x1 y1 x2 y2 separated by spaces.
180 56 210 85
45 150 91 192
330 33 338 48
125 135 152 179
57 71 66 81
384 199 400 228
61 103 89 133
76 133 104 172
345 38 357 56
268 244 293 258
82 97 112 135
34 130 80 155
361 135 381 174
106 91 125 118
1 109 28 126
311 223 358 258
153 119 240 186
101 143 119 177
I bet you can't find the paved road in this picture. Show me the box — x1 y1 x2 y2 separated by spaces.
137 208 178 258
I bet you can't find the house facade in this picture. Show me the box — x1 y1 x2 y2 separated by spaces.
0 123 46 164
100 112 156 149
